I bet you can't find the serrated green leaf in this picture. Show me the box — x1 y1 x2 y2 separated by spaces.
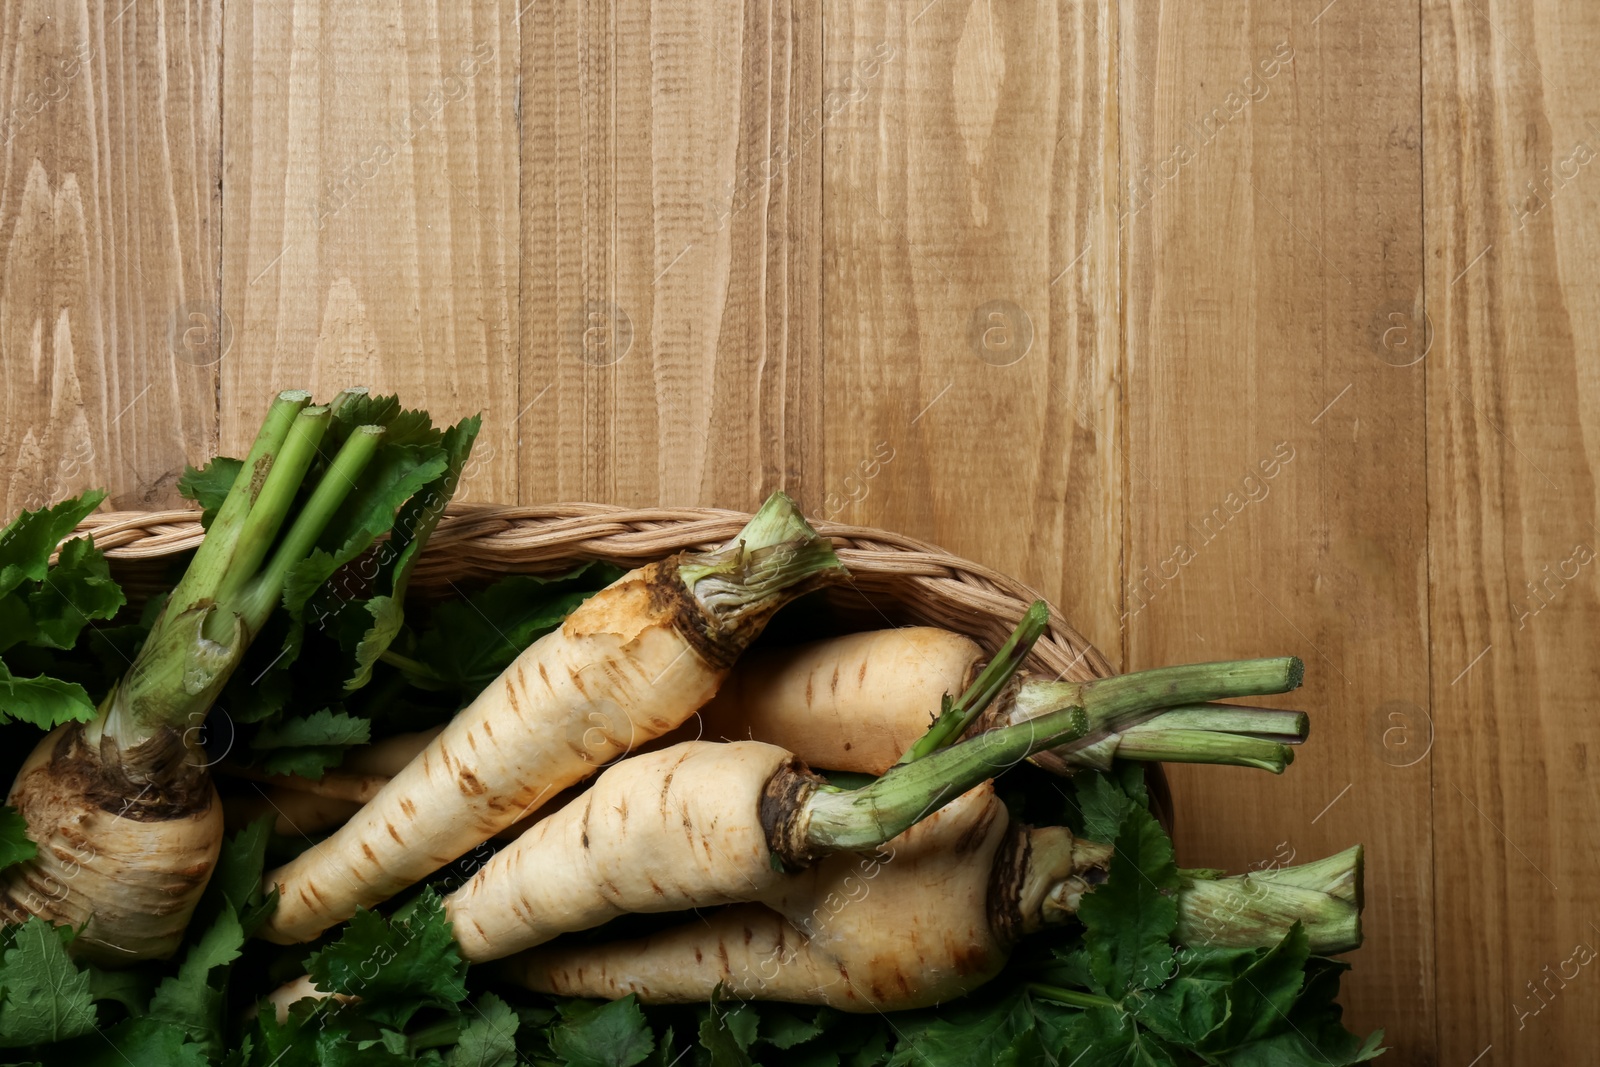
696 1001 753 1067
0 918 97 1046
78 1016 212 1066
345 595 403 693
884 993 1034 1067
411 564 622 695
147 904 245 1055
758 1006 825 1050
25 536 126 649
307 889 467 1029
178 458 244 526
1200 922 1310 1051
0 659 96 729
447 993 519 1067
0 806 36 872
1077 806 1179 999
1075 772 1136 844
0 491 105 599
252 707 371 751
553 996 655 1067
250 708 371 778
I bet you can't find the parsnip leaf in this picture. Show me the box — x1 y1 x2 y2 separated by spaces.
0 491 104 599
0 661 96 729
178 458 243 526
0 806 36 871
409 564 624 694
0 919 96 1047
25 536 126 649
306 889 467 1028
554 996 655 1067
1078 805 1179 999
447 993 519 1067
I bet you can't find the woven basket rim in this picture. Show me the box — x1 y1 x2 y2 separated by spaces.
70 503 1174 830
71 502 1115 683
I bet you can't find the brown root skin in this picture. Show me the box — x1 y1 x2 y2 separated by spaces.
0 725 222 964
506 784 1013 1012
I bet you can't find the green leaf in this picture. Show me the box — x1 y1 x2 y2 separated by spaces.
86 966 154 1016
1075 772 1136 844
306 889 467 1029
1201 921 1310 1051
1077 805 1179 999
79 1016 212 1066
251 708 372 777
411 564 623 694
552 996 655 1067
446 993 519 1067
24 536 126 649
0 806 36 872
759 1007 825 1050
344 414 481 693
195 817 275 932
178 457 244 525
147 905 246 1055
346 595 404 693
252 707 371 750
0 491 104 599
0 659 96 730
0 918 97 1047
696 1000 753 1067
1133 946 1253 1047
884 993 1035 1067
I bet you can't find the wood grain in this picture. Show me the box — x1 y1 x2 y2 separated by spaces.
220 0 519 502
0 0 220 514
1120 2 1432 1056
3 1 1599 1057
1424 0 1600 1061
518 0 823 509
822 0 1123 654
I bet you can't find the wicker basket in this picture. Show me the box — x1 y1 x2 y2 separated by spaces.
72 502 1172 826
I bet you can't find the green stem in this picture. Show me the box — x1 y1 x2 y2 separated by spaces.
797 658 1305 857
166 391 309 611
209 405 333 612
1111 727 1293 773
232 425 384 630
1012 658 1304 731
897 600 1049 765
800 703 1089 855
379 649 445 682
1026 983 1118 1010
676 492 847 635
1174 846 1363 955
1123 703 1309 741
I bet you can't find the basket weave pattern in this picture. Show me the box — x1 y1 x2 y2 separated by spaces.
74 503 1113 685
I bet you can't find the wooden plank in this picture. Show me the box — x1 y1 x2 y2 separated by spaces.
1424 0 1600 1060
0 0 220 514
822 0 1122 655
1121 1 1431 1054
220 0 519 502
519 0 823 509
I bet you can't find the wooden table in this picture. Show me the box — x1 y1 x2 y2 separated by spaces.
2 2 1594 1061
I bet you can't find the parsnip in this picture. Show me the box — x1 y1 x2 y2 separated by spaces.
697 626 1309 774
260 493 848 944
505 785 1363 1012
442 656 1304 963
0 390 424 963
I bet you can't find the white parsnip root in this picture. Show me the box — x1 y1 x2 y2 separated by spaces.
260 494 847 943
